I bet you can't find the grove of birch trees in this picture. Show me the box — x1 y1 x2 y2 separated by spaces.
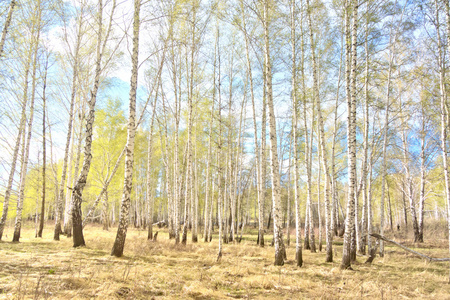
1 0 450 271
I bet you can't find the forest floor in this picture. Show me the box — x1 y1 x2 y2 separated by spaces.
1 222 450 299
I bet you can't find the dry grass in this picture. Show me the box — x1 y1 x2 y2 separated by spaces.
1 222 450 299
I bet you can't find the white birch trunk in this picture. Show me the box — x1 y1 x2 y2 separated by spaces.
264 0 285 266
111 0 140 257
290 0 302 266
341 0 358 270
54 10 83 240
306 0 333 263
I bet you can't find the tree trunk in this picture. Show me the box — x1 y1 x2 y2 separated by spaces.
102 191 109 231
263 0 285 266
54 7 83 241
217 21 224 261
418 102 426 243
0 0 15 58
306 0 333 263
111 0 140 257
341 0 358 270
290 0 302 266
436 1 450 281
72 0 117 247
0 39 31 241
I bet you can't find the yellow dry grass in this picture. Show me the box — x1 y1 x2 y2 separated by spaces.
0 222 450 299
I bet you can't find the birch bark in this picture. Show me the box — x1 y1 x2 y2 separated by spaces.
306 0 333 262
111 0 140 257
264 0 285 266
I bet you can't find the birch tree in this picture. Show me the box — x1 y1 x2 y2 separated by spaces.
111 0 140 257
306 0 333 262
72 0 117 247
263 0 285 266
54 0 86 241
290 0 302 267
341 0 358 270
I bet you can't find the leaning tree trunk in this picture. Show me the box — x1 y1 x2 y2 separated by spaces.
111 0 140 257
13 27 43 241
0 40 31 241
14 129 26 241
0 0 15 58
72 0 113 247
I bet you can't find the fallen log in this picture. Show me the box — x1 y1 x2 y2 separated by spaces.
370 233 450 262
152 220 167 228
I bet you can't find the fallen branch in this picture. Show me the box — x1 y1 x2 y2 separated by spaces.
370 233 450 262
152 220 167 228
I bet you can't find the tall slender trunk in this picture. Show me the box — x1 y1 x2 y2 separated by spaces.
359 4 370 254
367 157 373 250
204 25 217 242
306 0 333 262
72 0 111 247
437 0 450 281
341 0 358 270
233 87 246 242
160 82 174 240
387 182 393 231
217 23 224 261
63 121 74 233
380 39 394 258
240 0 262 247
0 36 31 241
146 90 160 240
193 142 199 242
264 0 285 266
225 44 234 244
300 0 311 250
54 9 84 241
318 156 322 251
34 152 41 237
38 98 46 238
418 102 426 243
402 113 419 241
13 23 43 241
259 64 267 248
111 0 140 257
286 139 292 247
14 128 26 240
